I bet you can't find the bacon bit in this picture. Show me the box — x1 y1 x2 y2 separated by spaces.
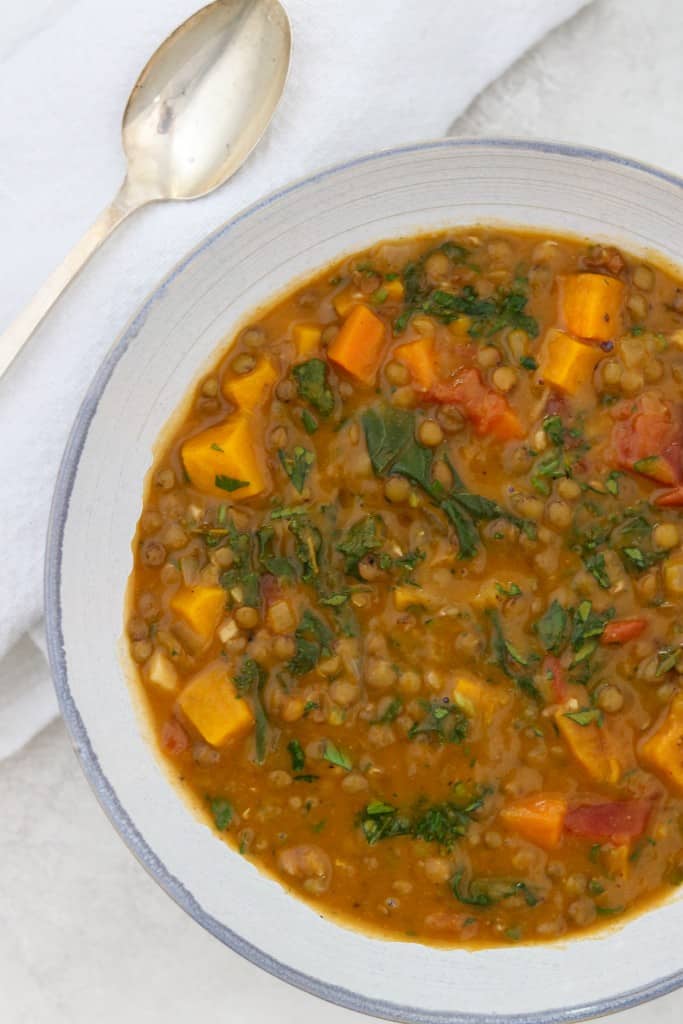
601 618 647 645
427 368 524 441
161 718 189 756
565 799 652 844
543 655 568 702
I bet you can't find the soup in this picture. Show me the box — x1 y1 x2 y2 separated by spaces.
128 228 683 946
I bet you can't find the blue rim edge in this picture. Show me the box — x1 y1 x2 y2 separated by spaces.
45 137 683 1024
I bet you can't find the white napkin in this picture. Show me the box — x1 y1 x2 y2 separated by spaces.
0 0 590 759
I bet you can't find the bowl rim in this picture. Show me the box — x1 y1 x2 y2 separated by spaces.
45 136 683 1024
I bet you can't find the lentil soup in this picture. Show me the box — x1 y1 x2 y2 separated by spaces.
129 228 683 946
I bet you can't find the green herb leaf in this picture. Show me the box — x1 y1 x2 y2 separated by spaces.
337 513 385 576
215 474 250 493
208 797 233 831
292 358 335 416
520 355 538 371
323 740 352 771
278 446 315 493
564 707 603 727
496 582 522 599
287 609 334 676
301 409 318 435
534 600 568 653
408 699 468 744
287 739 305 772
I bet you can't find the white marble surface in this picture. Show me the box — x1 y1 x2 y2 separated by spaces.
4 0 683 1021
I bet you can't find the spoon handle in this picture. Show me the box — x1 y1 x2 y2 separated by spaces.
0 180 145 381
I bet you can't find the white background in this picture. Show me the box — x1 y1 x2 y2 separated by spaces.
4 0 683 1022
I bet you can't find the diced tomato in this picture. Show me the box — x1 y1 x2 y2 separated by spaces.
612 394 682 484
260 573 281 606
565 799 652 843
427 368 524 441
543 655 568 702
161 718 189 756
654 486 683 507
601 618 647 645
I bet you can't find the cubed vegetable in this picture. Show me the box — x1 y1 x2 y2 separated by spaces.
292 324 322 357
328 304 387 384
663 560 683 597
564 799 651 843
181 415 268 499
178 662 254 746
393 336 437 390
500 794 567 849
452 675 509 721
393 586 430 611
560 273 625 341
654 486 683 507
640 692 683 793
222 357 277 412
384 279 405 302
333 286 360 318
554 710 622 784
145 649 179 692
170 585 226 646
540 329 604 394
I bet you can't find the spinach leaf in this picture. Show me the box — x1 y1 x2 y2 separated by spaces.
234 657 269 763
208 797 233 831
215 475 250 493
287 610 334 676
323 740 352 771
337 514 385 576
292 359 335 416
287 739 305 772
534 600 568 653
408 699 468 744
362 405 434 490
278 446 314 493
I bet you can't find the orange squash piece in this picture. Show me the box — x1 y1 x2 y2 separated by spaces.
500 794 568 849
393 336 437 390
540 328 604 394
179 662 254 747
555 710 623 785
640 692 683 794
559 273 624 341
328 304 386 384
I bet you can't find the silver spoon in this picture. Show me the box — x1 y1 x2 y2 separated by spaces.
0 0 291 380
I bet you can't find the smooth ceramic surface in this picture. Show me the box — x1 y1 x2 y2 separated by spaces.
46 139 683 1023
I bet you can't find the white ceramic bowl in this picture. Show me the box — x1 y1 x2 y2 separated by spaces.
46 139 683 1023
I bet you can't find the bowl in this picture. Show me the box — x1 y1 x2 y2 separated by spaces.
46 138 683 1023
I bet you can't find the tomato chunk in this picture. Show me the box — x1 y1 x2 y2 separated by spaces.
428 368 524 440
601 618 647 645
543 655 568 702
612 394 682 484
654 486 683 507
565 799 652 843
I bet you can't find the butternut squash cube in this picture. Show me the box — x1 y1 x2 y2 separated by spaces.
333 286 360 318
554 710 622 784
500 794 567 850
181 415 267 499
393 585 429 611
540 329 604 394
384 278 405 302
221 357 277 412
393 336 436 390
328 304 387 385
663 560 683 598
640 692 683 794
453 675 509 721
170 585 225 646
292 324 322 357
179 662 254 746
560 273 624 341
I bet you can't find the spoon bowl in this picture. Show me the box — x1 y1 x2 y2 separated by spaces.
123 0 292 201
0 0 292 379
